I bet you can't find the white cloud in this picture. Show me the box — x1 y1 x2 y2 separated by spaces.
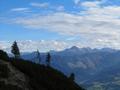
2 0 120 50
0 40 69 52
0 41 12 52
56 6 65 11
30 2 65 11
11 8 30 12
81 1 101 8
74 0 80 5
30 2 49 8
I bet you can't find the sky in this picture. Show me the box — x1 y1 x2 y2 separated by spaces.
1 0 120 52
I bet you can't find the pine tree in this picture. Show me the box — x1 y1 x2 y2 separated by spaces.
11 41 20 59
36 49 41 64
46 52 51 67
69 73 75 81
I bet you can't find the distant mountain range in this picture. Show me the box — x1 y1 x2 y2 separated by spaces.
21 46 120 90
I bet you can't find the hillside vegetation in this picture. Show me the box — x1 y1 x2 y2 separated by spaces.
0 50 85 90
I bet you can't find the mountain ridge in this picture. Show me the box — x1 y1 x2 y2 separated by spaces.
21 46 120 90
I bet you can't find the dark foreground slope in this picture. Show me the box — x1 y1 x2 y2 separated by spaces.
0 58 84 90
0 59 29 90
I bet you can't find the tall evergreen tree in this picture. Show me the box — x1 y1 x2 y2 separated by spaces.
46 52 51 67
36 49 41 64
11 41 20 59
69 73 75 81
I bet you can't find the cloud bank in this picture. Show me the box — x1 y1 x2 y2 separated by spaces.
1 0 120 51
0 40 69 52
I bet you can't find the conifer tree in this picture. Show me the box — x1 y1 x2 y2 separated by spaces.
36 49 41 64
46 52 51 67
11 41 20 59
69 73 75 81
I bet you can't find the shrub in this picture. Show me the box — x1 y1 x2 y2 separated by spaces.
0 64 9 78
0 50 9 60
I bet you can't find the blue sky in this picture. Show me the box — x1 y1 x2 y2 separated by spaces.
0 0 85 41
1 0 120 52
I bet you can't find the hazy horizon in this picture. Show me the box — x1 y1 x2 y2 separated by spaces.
1 40 119 53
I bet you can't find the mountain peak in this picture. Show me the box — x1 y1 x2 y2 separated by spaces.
70 46 79 50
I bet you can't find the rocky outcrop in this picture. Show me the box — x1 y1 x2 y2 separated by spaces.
0 59 29 90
